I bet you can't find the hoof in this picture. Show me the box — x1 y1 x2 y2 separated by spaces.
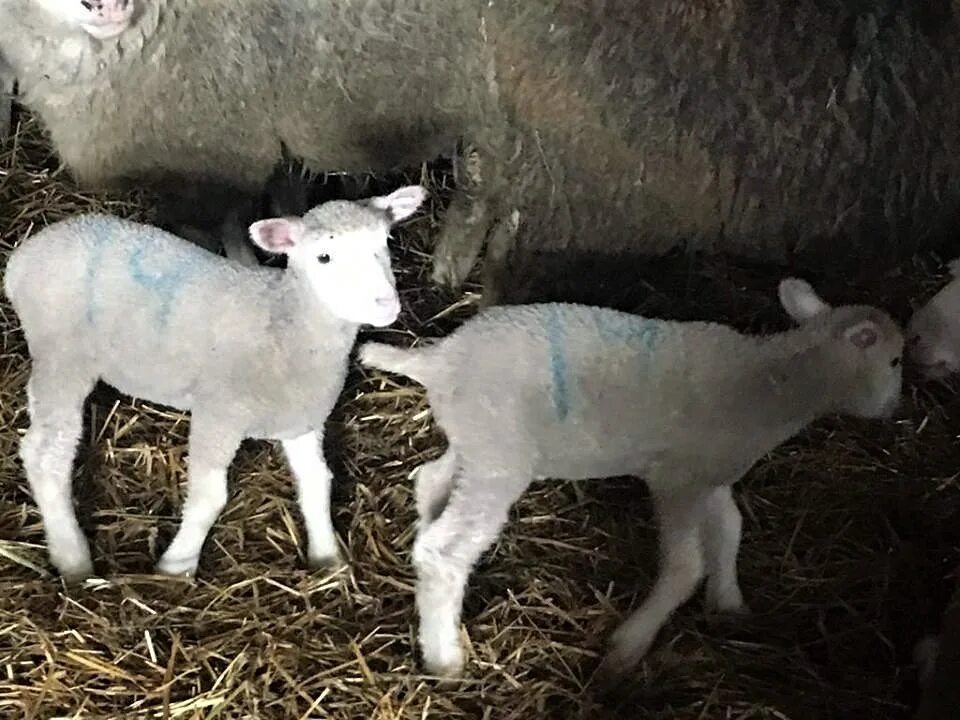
156 554 198 578
52 550 95 584
705 601 752 627
57 562 95 585
307 554 346 573
705 584 748 616
597 625 654 683
421 643 465 679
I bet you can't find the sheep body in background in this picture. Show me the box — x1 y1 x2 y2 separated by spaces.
0 0 493 269
360 281 904 677
5 2 960 302
3 185 427 581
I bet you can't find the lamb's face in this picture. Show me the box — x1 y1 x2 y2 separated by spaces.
834 309 904 420
907 279 960 380
293 213 402 328
777 277 904 419
248 186 428 328
34 0 135 40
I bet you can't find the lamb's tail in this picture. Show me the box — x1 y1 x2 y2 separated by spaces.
359 341 440 387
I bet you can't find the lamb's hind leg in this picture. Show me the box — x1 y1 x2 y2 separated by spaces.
19 359 97 581
413 463 531 677
412 447 459 528
156 417 240 577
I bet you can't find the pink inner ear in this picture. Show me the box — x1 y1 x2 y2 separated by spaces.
251 219 296 251
849 326 879 349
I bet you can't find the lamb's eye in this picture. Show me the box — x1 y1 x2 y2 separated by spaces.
317 254 331 264
891 356 901 368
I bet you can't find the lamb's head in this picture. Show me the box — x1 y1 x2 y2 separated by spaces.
778 278 904 419
249 185 428 327
33 0 135 40
906 264 960 380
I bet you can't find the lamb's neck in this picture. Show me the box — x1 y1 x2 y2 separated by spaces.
279 268 358 351
746 326 844 431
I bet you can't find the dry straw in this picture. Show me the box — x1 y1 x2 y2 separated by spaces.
1 111 959 719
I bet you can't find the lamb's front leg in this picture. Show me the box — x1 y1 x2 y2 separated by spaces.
599 487 708 677
282 431 343 571
157 420 240 577
701 485 748 615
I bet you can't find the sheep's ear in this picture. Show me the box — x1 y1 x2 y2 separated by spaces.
778 278 830 322
840 319 880 349
368 185 428 224
249 217 305 253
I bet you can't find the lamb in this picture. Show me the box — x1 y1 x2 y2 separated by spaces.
3 184 428 581
7 2 960 303
359 280 904 677
906 258 960 379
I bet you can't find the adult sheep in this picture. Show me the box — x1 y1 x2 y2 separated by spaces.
5 1 960 302
0 0 503 268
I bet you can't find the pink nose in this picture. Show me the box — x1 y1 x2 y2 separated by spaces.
81 0 134 38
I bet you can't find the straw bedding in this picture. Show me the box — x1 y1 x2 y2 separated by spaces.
1 110 960 719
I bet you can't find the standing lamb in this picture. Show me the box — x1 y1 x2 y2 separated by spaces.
3 185 427 581
905 263 960 719
906 258 960 379
359 280 904 677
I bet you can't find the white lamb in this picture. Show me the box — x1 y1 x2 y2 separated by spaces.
4 185 427 581
906 257 960 379
359 279 904 678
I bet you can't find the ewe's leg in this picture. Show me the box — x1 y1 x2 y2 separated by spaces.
701 486 747 614
601 489 708 674
0 65 12 139
282 431 342 570
431 148 492 290
19 364 96 581
477 209 520 307
157 420 239 576
413 470 530 677
412 448 459 527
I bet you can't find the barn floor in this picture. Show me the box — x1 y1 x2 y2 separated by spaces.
2 113 960 720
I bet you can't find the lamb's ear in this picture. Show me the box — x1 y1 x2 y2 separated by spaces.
840 319 881 349
778 278 831 322
249 217 305 253
368 185 428 224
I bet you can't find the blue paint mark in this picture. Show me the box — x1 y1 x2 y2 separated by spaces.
127 243 196 328
84 220 114 325
545 306 570 421
595 310 665 352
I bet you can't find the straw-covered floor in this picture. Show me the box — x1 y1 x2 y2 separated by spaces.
2 111 960 720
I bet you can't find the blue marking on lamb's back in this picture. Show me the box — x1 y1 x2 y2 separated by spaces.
595 309 665 351
545 306 570 420
127 241 196 328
